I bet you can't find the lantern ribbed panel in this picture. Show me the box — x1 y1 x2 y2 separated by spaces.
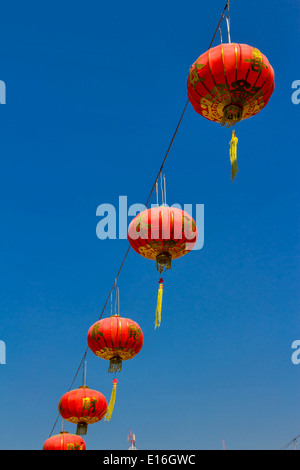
43 432 86 450
58 387 107 426
187 43 275 124
127 206 198 262
87 315 143 364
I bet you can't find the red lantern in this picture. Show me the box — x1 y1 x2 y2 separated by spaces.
58 385 107 435
187 43 275 179
128 205 198 327
87 314 143 421
87 314 143 373
128 205 198 271
43 431 86 450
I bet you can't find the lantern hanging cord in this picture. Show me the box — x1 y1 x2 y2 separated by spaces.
47 0 232 438
157 172 167 206
226 1 231 44
208 0 231 50
82 352 87 387
114 281 120 316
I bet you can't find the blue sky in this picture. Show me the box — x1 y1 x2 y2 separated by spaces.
0 0 299 450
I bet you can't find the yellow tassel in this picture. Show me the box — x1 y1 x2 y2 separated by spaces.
229 129 238 181
155 278 164 329
105 378 118 422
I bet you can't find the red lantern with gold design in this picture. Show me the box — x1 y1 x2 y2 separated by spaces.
58 385 107 435
128 205 198 327
128 205 198 271
87 314 143 373
43 431 86 450
187 43 275 179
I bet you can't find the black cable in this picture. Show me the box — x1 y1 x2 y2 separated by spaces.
280 434 300 450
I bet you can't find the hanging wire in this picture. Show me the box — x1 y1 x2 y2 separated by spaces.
114 282 120 316
82 352 87 387
219 27 223 44
61 419 66 433
225 0 231 43
160 173 164 206
219 0 231 45
156 172 167 206
47 0 231 439
207 0 230 50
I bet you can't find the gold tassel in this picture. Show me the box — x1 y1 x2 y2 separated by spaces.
155 278 164 329
229 129 238 181
105 378 118 422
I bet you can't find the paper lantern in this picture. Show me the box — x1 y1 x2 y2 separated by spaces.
128 205 198 327
58 385 107 435
43 431 86 450
187 43 275 179
87 314 143 373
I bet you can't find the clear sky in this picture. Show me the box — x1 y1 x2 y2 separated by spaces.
0 0 299 451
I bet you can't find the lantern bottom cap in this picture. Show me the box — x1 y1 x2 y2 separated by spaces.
76 423 88 435
108 356 122 373
156 252 172 273
221 103 243 127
